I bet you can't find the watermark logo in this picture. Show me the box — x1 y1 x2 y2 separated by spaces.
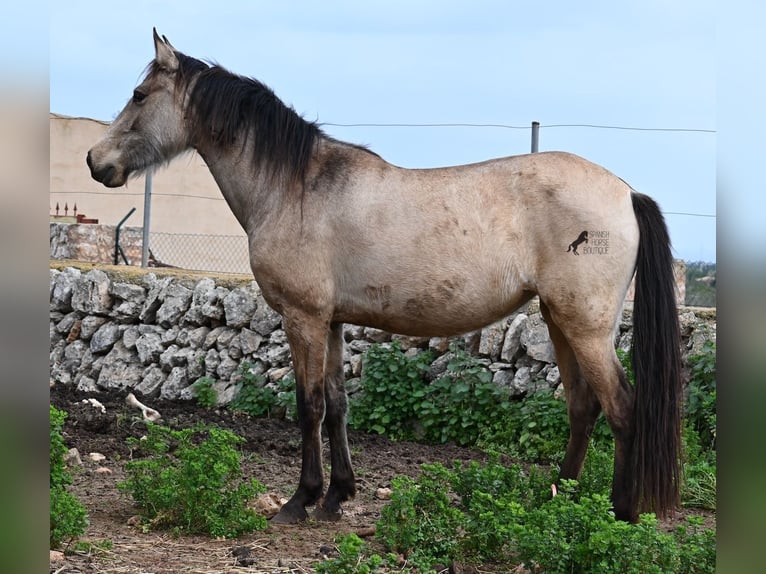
566 230 609 255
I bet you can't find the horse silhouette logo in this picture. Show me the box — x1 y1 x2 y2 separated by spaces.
567 230 589 255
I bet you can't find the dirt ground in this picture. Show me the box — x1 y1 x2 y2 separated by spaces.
49 384 496 573
50 384 714 574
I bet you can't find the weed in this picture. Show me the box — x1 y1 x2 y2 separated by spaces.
119 423 267 537
50 406 88 549
685 340 716 451
229 363 297 420
192 375 218 408
315 533 395 574
349 342 433 439
370 460 716 573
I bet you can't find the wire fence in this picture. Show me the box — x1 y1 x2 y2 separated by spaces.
149 232 251 275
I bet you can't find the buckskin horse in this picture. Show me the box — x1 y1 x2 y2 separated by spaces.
87 30 682 524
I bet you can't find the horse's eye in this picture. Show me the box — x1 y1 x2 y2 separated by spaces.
132 90 148 105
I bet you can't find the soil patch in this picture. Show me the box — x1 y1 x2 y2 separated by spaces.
50 384 491 573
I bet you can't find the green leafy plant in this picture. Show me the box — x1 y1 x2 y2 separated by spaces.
373 460 716 573
50 406 88 549
349 342 433 439
119 423 267 537
315 533 395 574
418 343 513 445
192 375 218 408
229 363 297 420
685 340 716 451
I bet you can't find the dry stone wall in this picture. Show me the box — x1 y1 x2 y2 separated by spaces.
50 264 716 406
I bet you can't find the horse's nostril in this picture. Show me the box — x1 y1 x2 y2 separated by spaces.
86 150 93 170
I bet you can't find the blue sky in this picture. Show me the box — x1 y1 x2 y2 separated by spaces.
50 0 716 262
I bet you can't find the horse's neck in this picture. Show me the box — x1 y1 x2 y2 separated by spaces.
195 144 288 235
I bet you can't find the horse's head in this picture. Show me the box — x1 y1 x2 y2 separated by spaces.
87 29 195 187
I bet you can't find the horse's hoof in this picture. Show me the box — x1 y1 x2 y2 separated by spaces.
312 505 343 522
270 505 308 524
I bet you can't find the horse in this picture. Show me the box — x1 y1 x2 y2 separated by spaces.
87 29 682 524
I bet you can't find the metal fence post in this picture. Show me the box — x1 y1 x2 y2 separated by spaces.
141 170 153 268
531 121 540 153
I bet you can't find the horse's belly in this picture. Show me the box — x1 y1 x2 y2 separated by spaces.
334 282 533 337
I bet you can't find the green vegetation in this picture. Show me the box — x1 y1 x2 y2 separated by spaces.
50 406 88 549
347 460 714 573
685 261 716 307
315 340 717 573
350 342 513 445
119 423 267 537
194 362 297 420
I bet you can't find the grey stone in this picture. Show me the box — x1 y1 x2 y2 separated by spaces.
97 341 144 390
79 316 107 340
510 366 532 396
135 366 166 397
122 325 140 350
492 368 516 388
56 312 79 335
160 367 190 400
479 320 507 361
223 284 258 328
159 344 184 372
161 325 179 345
520 314 555 363
188 326 211 349
156 283 193 327
216 350 240 380
501 314 527 362
75 375 98 393
71 269 113 315
392 335 430 351
363 328 391 343
64 340 88 364
139 275 173 323
110 282 146 319
135 333 164 365
250 302 282 336
51 267 81 311
203 349 220 376
546 366 561 387
237 328 263 355
90 322 123 354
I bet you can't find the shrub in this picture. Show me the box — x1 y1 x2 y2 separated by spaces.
229 363 297 420
315 533 395 574
192 375 218 408
349 342 433 439
685 340 716 451
50 406 88 549
419 344 513 445
119 423 267 537
373 460 716 573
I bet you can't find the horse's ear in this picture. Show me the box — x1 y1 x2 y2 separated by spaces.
152 27 178 71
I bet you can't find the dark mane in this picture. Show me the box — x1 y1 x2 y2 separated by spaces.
157 52 323 186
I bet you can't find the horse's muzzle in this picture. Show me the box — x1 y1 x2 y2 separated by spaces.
86 150 122 188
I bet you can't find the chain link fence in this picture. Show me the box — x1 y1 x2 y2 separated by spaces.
148 232 251 275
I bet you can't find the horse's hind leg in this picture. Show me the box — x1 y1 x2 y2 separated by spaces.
568 335 636 521
540 303 602 482
541 301 637 521
314 322 356 521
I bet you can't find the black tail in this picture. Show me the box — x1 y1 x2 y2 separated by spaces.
630 192 682 517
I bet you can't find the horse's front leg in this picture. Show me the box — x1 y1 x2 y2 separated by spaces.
271 315 330 524
313 322 355 521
